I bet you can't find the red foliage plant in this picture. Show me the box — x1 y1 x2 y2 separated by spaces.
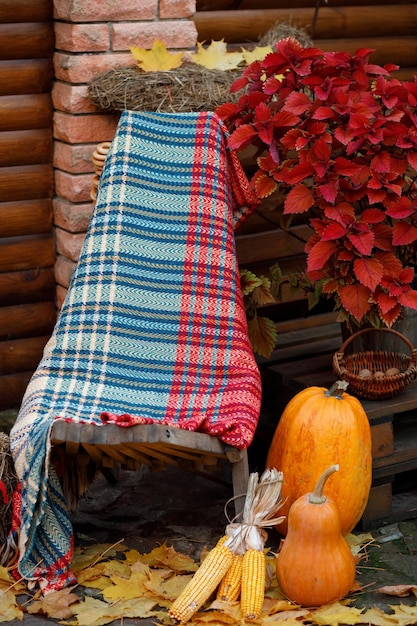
217 38 417 329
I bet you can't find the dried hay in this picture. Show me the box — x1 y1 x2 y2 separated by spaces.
88 63 240 114
0 432 18 565
259 21 313 49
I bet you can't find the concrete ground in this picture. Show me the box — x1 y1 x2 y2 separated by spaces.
1 408 417 625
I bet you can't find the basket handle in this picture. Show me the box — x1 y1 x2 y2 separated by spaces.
337 326 416 356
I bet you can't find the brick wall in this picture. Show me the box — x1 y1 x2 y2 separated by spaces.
52 0 197 307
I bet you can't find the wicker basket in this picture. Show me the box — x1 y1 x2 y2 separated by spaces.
333 327 417 400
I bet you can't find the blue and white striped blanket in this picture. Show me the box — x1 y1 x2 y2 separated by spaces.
10 110 261 590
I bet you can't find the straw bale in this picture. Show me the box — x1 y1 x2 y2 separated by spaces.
88 63 240 114
0 432 18 564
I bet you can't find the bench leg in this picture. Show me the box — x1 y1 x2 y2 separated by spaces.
230 449 249 520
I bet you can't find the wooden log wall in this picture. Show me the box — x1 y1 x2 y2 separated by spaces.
0 0 55 411
195 1 417 80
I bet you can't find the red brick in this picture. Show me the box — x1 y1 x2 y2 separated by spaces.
54 52 133 84
54 111 119 144
55 228 86 262
112 21 197 51
54 198 94 232
55 22 110 52
52 83 96 114
55 170 93 203
54 0 157 22
53 142 97 174
56 284 68 310
160 0 196 19
55 254 78 289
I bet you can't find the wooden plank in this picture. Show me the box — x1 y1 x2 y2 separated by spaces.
235 225 311 266
361 483 392 529
0 23 54 60
0 166 53 202
0 234 55 272
0 130 52 167
0 301 56 340
0 59 53 96
0 94 52 131
0 199 52 237
0 335 48 374
0 0 52 23
0 268 54 305
0 371 32 410
197 0 415 10
194 6 417 42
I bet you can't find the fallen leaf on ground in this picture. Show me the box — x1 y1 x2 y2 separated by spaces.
27 586 79 619
71 595 158 626
0 589 24 621
378 584 417 597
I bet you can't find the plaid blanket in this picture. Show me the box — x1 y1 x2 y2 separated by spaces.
9 110 261 591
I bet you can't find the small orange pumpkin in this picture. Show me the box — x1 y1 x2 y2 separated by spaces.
276 465 356 607
266 381 372 535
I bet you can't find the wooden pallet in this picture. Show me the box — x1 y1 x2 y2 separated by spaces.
262 315 417 529
51 420 249 518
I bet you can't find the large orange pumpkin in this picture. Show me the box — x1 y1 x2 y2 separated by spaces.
266 381 372 536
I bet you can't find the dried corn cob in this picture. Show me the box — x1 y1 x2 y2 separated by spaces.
216 552 243 602
240 548 266 621
169 540 233 623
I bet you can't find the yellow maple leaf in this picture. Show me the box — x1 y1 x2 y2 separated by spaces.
27 587 79 620
71 596 158 626
241 45 273 65
130 40 184 72
189 40 243 71
311 600 366 625
139 543 198 573
147 572 193 605
0 589 23 622
102 565 151 601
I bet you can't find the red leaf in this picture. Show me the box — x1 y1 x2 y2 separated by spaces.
379 302 402 326
319 179 338 203
307 240 337 272
273 110 301 128
347 230 374 255
407 151 417 171
354 257 384 291
282 91 311 115
360 208 386 224
278 162 314 185
339 283 372 322
377 291 398 314
371 151 392 174
215 102 238 121
252 171 278 198
399 289 417 310
392 221 417 246
376 251 403 276
228 124 258 150
333 158 364 177
321 222 348 240
284 184 314 214
386 197 414 219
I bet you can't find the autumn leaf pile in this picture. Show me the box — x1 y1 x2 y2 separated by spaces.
1 535 417 625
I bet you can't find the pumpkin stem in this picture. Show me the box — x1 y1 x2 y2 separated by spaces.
325 380 348 399
309 465 339 505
